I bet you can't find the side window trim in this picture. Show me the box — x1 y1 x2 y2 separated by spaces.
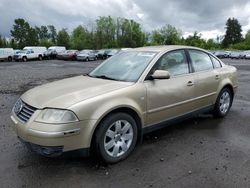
209 54 222 69
184 49 195 73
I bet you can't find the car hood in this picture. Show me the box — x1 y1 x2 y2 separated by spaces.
77 54 88 57
21 76 134 109
16 52 27 55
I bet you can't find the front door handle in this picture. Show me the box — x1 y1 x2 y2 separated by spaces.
187 81 194 86
215 75 220 80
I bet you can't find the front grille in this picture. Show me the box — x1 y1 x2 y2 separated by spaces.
14 100 37 123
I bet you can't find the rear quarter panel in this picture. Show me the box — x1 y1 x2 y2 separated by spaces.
214 65 238 102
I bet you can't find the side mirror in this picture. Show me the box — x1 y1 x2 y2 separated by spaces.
151 70 170 80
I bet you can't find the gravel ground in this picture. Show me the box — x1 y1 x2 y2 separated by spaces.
0 59 250 188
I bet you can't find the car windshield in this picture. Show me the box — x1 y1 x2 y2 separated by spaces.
89 51 156 82
19 49 28 54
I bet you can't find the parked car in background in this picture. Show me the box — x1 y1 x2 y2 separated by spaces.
97 49 106 59
14 46 47 62
77 50 97 61
105 49 120 58
214 50 230 58
238 51 250 59
11 45 237 164
230 51 241 59
208 50 216 55
14 49 21 55
92 50 99 58
0 48 14 62
44 46 66 59
57 50 79 60
244 51 250 59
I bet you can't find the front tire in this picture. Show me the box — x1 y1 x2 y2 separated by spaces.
22 56 27 62
94 113 138 164
213 88 233 118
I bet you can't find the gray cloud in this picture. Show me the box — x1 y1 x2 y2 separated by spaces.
1 0 250 39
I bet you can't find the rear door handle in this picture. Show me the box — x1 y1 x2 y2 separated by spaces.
215 75 220 80
187 81 194 86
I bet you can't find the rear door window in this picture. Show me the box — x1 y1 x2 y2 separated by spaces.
189 50 214 72
210 56 222 68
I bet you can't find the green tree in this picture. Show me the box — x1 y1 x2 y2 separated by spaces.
57 29 70 49
96 16 116 48
116 18 145 47
48 25 57 44
71 25 91 50
36 25 49 40
10 18 39 48
9 38 18 49
151 24 182 45
205 39 219 49
0 35 3 47
185 32 206 48
222 18 243 47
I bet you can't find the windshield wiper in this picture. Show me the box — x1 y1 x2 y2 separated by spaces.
91 75 119 81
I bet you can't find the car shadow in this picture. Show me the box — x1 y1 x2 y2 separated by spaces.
17 113 224 170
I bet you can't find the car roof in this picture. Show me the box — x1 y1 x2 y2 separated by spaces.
132 45 204 53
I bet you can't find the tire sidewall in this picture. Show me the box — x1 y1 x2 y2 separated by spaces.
214 88 233 117
22 57 27 62
95 113 138 164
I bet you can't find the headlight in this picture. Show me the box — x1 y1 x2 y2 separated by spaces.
35 109 79 124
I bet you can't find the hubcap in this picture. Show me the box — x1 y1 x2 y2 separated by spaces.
104 120 133 157
219 91 231 114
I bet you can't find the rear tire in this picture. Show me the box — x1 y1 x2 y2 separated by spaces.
94 113 138 164
8 56 12 62
213 88 233 118
38 55 43 61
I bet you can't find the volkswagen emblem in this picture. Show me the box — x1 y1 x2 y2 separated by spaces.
14 99 23 114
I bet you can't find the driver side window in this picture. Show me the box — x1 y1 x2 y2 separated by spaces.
154 50 189 76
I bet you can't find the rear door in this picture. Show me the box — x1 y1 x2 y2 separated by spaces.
144 50 196 126
187 50 221 109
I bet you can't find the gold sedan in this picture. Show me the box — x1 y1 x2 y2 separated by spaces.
11 46 238 163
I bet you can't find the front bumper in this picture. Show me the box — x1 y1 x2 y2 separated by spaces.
11 111 97 155
19 137 64 157
77 56 87 61
14 56 22 60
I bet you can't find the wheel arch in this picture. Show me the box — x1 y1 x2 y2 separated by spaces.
220 83 235 106
90 106 143 150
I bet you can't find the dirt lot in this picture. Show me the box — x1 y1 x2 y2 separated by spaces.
0 59 250 188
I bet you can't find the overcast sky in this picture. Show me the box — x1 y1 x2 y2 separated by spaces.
1 0 250 40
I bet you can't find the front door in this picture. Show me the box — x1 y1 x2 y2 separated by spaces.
144 50 196 126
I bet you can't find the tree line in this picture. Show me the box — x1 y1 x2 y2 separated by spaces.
0 16 249 50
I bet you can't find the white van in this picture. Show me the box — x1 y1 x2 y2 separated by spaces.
14 46 47 61
0 48 14 61
44 46 66 59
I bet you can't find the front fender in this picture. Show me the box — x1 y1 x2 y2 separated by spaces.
69 83 146 138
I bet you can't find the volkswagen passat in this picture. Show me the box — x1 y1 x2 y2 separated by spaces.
11 46 238 163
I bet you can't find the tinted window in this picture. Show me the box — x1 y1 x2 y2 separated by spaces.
189 50 213 72
154 50 189 76
210 56 222 68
